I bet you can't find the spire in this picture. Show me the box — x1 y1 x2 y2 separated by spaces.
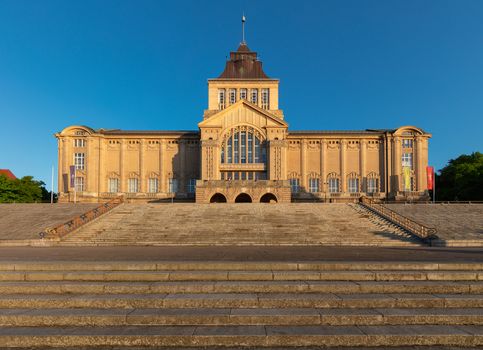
241 14 246 44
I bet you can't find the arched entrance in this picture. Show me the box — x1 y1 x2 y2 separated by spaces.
234 193 252 203
210 193 227 203
260 193 278 203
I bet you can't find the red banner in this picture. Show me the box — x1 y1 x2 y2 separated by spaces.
426 166 434 190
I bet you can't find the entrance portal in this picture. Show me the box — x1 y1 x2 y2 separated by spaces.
260 193 278 203
234 193 252 203
210 193 227 203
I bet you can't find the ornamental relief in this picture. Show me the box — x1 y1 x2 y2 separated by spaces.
108 171 120 178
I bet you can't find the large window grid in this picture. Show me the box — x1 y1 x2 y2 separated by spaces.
229 89 236 105
290 178 300 193
218 89 226 110
402 152 413 168
222 171 266 180
128 178 139 193
402 139 413 148
328 177 340 193
367 178 378 194
250 89 258 105
221 127 266 164
74 177 85 192
261 88 269 109
240 88 247 100
74 139 86 147
348 177 359 193
74 153 85 170
308 178 319 193
148 178 158 193
108 178 119 193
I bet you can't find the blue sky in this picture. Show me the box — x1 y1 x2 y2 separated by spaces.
0 0 482 191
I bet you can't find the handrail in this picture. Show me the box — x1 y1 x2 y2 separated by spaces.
39 196 124 240
360 196 437 240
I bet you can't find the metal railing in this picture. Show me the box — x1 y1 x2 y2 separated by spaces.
39 196 124 240
360 196 437 240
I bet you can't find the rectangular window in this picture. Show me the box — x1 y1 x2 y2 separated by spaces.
240 131 246 163
168 178 178 193
367 178 378 193
241 172 246 180
309 178 319 193
128 178 139 193
74 139 86 147
402 152 413 168
234 172 239 180
290 178 300 193
74 153 85 170
328 178 339 193
261 88 269 109
74 177 84 192
247 172 253 180
218 89 226 110
348 178 359 193
227 137 232 163
250 88 258 105
108 178 119 193
187 179 196 193
247 132 253 163
234 132 239 163
229 88 236 104
148 178 158 193
402 139 413 148
254 138 260 162
240 88 247 100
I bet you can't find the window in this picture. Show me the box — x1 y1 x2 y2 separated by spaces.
222 128 265 165
402 139 413 148
261 88 269 109
309 178 319 193
128 178 139 193
328 178 339 193
247 132 253 163
148 178 158 193
348 178 359 193
187 179 196 193
108 178 119 193
367 178 378 193
240 88 247 100
250 88 258 105
74 139 86 147
290 178 300 193
74 153 85 170
227 136 232 163
74 177 84 192
218 89 226 110
229 89 236 104
168 178 178 193
240 131 246 163
233 132 239 163
402 153 413 168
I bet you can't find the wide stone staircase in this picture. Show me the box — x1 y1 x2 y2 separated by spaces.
58 203 422 247
0 261 482 348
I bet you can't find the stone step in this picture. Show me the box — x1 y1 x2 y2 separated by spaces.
0 281 482 294
1 307 482 327
0 325 481 347
0 270 481 282
0 293 482 309
3 261 483 271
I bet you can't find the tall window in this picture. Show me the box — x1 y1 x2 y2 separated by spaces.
218 89 226 110
148 178 158 193
108 178 119 193
328 178 340 193
74 139 86 147
240 88 247 100
74 153 85 170
309 178 319 193
229 88 236 104
233 132 239 163
402 153 413 168
290 178 300 193
367 178 378 194
222 128 265 164
187 179 196 193
74 177 85 192
250 88 258 105
348 178 359 193
128 178 139 193
168 178 178 193
261 88 269 109
240 131 246 163
402 139 413 148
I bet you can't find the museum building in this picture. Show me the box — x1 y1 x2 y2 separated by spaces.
56 40 431 203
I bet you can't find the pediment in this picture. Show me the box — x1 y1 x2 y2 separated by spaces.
198 100 288 130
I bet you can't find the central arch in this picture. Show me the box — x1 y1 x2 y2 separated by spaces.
234 193 252 203
260 193 278 203
210 193 227 203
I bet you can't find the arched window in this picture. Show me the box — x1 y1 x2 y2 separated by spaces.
366 172 379 194
327 173 340 193
221 127 266 164
347 172 360 193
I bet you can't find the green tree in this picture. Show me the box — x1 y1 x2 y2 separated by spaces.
0 175 51 203
436 152 483 201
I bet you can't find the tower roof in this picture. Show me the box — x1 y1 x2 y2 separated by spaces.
217 43 270 79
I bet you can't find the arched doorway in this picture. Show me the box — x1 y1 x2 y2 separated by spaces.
234 193 252 203
210 193 227 203
260 193 278 203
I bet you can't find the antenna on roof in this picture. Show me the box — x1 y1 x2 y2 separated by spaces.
241 14 246 44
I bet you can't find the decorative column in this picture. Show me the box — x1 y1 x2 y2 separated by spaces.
268 140 285 180
340 140 347 192
301 139 307 189
139 140 145 193
360 140 367 192
179 139 186 192
119 139 125 192
394 137 401 192
98 138 104 195
159 140 166 193
201 139 218 180
320 140 327 192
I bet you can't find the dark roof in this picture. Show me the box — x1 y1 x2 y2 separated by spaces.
0 169 16 180
98 129 199 136
217 43 270 79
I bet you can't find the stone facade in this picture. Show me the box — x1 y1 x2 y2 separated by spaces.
56 41 431 203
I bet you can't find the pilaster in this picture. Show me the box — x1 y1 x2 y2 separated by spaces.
119 139 125 192
301 139 307 189
360 140 367 191
320 140 327 192
139 140 145 193
340 140 347 192
160 140 166 192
